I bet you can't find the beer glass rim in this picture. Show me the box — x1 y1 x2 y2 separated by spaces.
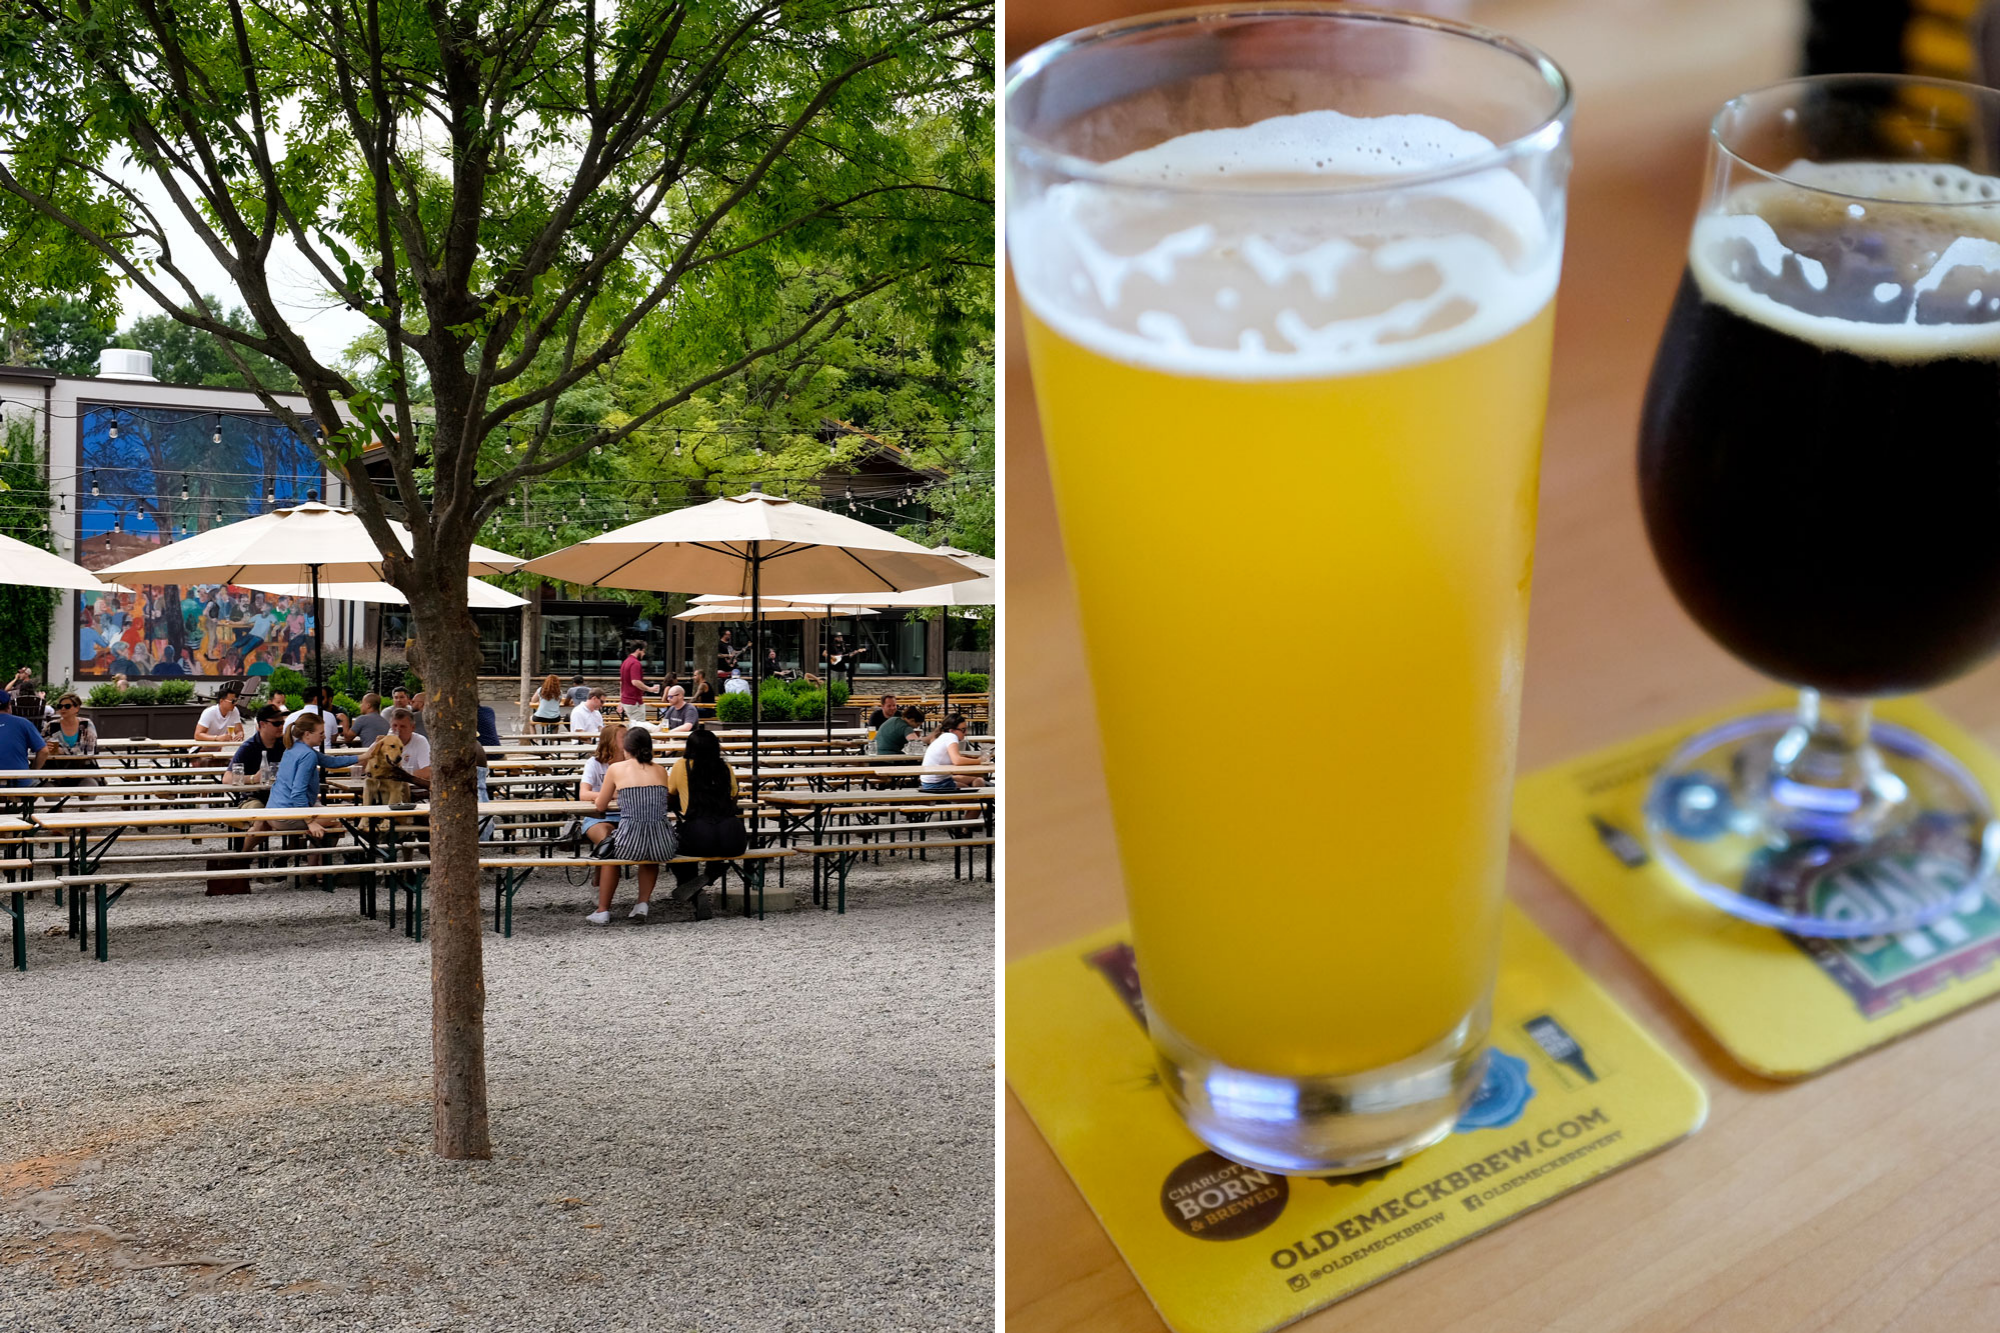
1005 4 1572 198
1711 72 2000 207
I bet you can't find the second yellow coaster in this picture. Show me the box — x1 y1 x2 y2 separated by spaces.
1513 693 2000 1078
1007 904 1706 1333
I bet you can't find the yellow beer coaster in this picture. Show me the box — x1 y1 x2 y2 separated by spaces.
1513 693 2000 1078
1006 904 1707 1333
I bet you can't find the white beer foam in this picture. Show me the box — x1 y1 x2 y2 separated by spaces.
1012 110 1559 380
1690 161 2000 362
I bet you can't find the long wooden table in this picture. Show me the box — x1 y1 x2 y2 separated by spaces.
999 0 2000 1328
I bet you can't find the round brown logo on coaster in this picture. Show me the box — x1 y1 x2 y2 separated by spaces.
1160 1151 1289 1240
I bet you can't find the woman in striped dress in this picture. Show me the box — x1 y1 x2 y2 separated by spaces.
587 725 677 924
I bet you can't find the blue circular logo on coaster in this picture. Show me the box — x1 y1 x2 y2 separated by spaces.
1651 773 1734 840
1455 1049 1534 1131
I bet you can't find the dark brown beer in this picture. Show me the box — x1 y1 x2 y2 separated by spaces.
1640 170 2000 695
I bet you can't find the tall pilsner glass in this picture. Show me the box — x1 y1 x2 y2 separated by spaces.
1639 76 2000 938
1008 10 1572 1174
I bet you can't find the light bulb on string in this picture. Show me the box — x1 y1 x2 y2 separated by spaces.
180 476 190 501
90 470 100 498
112 515 123 534
212 415 222 445
265 481 276 504
178 521 189 539
674 431 682 459
106 412 118 440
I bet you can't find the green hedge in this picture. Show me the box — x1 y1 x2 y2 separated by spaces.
790 688 826 721
330 661 371 697
88 682 124 707
120 683 159 705
331 692 363 718
828 679 849 707
714 691 752 723
154 679 195 705
946 672 989 693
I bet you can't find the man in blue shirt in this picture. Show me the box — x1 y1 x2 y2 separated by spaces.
0 692 48 787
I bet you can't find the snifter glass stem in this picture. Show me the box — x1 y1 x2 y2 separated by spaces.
1757 690 1910 843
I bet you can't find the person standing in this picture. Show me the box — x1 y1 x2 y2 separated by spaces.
619 641 650 715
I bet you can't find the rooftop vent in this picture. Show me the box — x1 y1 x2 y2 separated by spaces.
97 348 156 381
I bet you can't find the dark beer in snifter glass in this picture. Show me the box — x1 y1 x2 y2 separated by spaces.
1638 74 2000 937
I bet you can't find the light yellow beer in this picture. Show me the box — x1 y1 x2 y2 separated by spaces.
1017 107 1560 1081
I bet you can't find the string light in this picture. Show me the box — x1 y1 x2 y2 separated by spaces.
89 470 100 497
265 481 276 503
180 475 190 501
212 414 222 445
107 412 118 440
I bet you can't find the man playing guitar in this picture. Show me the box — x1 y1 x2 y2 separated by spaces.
828 635 869 686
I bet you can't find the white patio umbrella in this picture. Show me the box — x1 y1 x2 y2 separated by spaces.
715 545 996 708
0 533 110 591
243 577 529 693
523 488 984 815
99 498 525 745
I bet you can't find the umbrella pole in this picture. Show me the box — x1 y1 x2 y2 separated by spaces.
750 547 762 843
311 562 325 754
374 609 382 692
824 612 832 750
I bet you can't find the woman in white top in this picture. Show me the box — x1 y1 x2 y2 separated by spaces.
575 722 625 855
920 712 984 792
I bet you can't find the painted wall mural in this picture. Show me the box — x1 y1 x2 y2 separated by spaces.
74 402 324 680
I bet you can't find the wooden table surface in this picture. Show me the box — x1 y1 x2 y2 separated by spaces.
1002 2 2000 1329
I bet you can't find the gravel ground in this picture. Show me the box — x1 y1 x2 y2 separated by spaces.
0 840 994 1331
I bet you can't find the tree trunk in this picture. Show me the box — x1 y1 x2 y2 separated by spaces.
402 570 493 1160
694 622 719 684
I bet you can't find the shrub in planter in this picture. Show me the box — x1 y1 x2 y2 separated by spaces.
120 683 160 706
714 691 753 724
330 661 370 697
266 666 311 700
757 683 794 722
154 679 195 705
947 672 989 693
828 679 849 707
790 688 826 721
88 682 124 708
402 667 423 694
331 693 363 718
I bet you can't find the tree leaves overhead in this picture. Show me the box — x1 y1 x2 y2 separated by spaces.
0 0 993 565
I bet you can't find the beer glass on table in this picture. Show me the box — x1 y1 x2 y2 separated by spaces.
1009 10 1571 1174
1639 75 2000 937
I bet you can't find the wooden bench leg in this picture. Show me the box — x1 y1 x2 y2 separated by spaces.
9 889 22 972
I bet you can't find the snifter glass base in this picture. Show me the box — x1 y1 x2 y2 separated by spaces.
1151 1005 1491 1176
1644 704 1999 938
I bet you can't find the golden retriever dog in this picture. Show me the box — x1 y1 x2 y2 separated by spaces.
363 734 412 808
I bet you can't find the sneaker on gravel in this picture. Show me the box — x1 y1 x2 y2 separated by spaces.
629 901 649 920
585 909 611 926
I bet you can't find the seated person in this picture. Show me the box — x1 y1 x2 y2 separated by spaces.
371 707 433 789
722 669 751 696
0 691 48 787
868 693 899 729
287 685 350 742
196 682 246 743
570 689 606 735
656 685 701 732
575 722 626 856
349 694 392 746
230 705 289 782
244 713 358 857
477 702 501 749
874 705 923 757
40 693 101 780
920 712 985 792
